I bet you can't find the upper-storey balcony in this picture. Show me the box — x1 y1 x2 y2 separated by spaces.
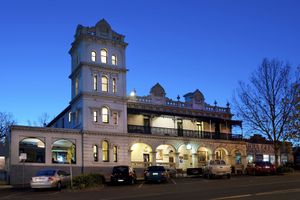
128 125 243 141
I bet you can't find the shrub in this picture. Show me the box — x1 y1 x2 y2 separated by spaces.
276 166 294 174
72 173 105 189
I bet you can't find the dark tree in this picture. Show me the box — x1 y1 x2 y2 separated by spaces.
0 112 15 142
234 58 299 165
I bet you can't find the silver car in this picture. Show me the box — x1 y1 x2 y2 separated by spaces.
30 169 70 190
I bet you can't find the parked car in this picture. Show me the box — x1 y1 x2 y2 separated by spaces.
246 161 276 175
144 166 169 183
110 165 137 185
30 169 70 190
203 160 231 179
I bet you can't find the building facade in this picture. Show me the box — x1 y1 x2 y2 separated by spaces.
7 19 292 185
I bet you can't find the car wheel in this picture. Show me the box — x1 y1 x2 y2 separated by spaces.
57 182 62 191
227 174 231 179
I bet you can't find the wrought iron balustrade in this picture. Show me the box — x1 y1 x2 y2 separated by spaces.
127 125 242 141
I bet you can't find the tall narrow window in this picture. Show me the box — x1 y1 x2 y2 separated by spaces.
113 146 118 162
102 107 109 123
93 145 98 162
75 78 79 96
93 75 98 91
68 112 72 123
91 51 96 62
101 49 107 63
102 140 109 162
93 111 98 122
101 76 108 92
113 112 118 125
112 55 117 65
112 78 116 93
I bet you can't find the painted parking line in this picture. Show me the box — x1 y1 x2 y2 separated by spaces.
171 179 176 185
138 182 144 188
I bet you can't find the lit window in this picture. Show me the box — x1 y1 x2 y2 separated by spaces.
93 145 98 162
113 146 118 162
93 111 98 122
102 107 109 123
113 112 118 125
93 75 98 91
75 78 79 96
91 51 96 62
102 140 109 162
68 112 72 123
19 138 45 163
52 139 76 164
112 55 117 65
101 49 107 63
101 76 108 92
112 78 116 93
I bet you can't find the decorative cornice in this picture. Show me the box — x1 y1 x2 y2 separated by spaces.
10 125 81 134
69 62 127 79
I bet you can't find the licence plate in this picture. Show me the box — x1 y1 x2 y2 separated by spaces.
118 179 124 182
152 172 158 175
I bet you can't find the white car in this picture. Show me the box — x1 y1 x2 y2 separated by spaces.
30 169 70 190
203 160 231 179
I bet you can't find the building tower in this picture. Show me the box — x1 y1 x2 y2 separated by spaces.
67 19 128 133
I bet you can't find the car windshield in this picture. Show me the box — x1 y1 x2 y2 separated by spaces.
147 166 165 171
210 160 225 165
36 169 56 176
113 166 129 174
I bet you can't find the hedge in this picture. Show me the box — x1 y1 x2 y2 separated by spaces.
72 173 105 189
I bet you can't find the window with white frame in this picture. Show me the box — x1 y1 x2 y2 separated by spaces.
102 76 108 92
112 55 117 65
112 78 117 93
93 75 98 91
102 140 109 162
75 78 79 96
102 107 109 123
101 49 107 63
68 112 72 123
113 112 118 125
93 145 98 162
93 111 98 122
91 51 96 62
113 146 118 162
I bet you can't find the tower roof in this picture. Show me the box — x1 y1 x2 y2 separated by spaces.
150 83 166 97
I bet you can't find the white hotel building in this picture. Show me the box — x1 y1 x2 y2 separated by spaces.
7 19 289 185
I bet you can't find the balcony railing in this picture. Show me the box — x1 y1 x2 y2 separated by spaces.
128 125 242 141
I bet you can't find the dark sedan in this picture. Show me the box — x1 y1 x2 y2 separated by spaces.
246 161 276 175
144 166 169 183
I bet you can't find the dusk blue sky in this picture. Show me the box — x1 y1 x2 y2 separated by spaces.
0 0 300 125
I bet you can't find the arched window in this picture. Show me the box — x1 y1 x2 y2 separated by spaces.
52 139 76 164
19 138 45 163
101 76 108 92
112 55 117 65
102 107 109 123
93 145 98 162
91 51 96 62
102 140 109 162
113 146 118 162
101 49 107 63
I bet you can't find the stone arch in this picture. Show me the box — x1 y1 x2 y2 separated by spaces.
19 137 45 163
130 142 153 167
51 139 76 164
155 144 176 167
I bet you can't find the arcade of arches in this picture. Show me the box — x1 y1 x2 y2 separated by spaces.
129 143 245 170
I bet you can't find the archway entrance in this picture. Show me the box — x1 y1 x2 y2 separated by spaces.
214 147 229 163
197 147 211 167
130 143 152 168
178 144 192 170
155 144 176 168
